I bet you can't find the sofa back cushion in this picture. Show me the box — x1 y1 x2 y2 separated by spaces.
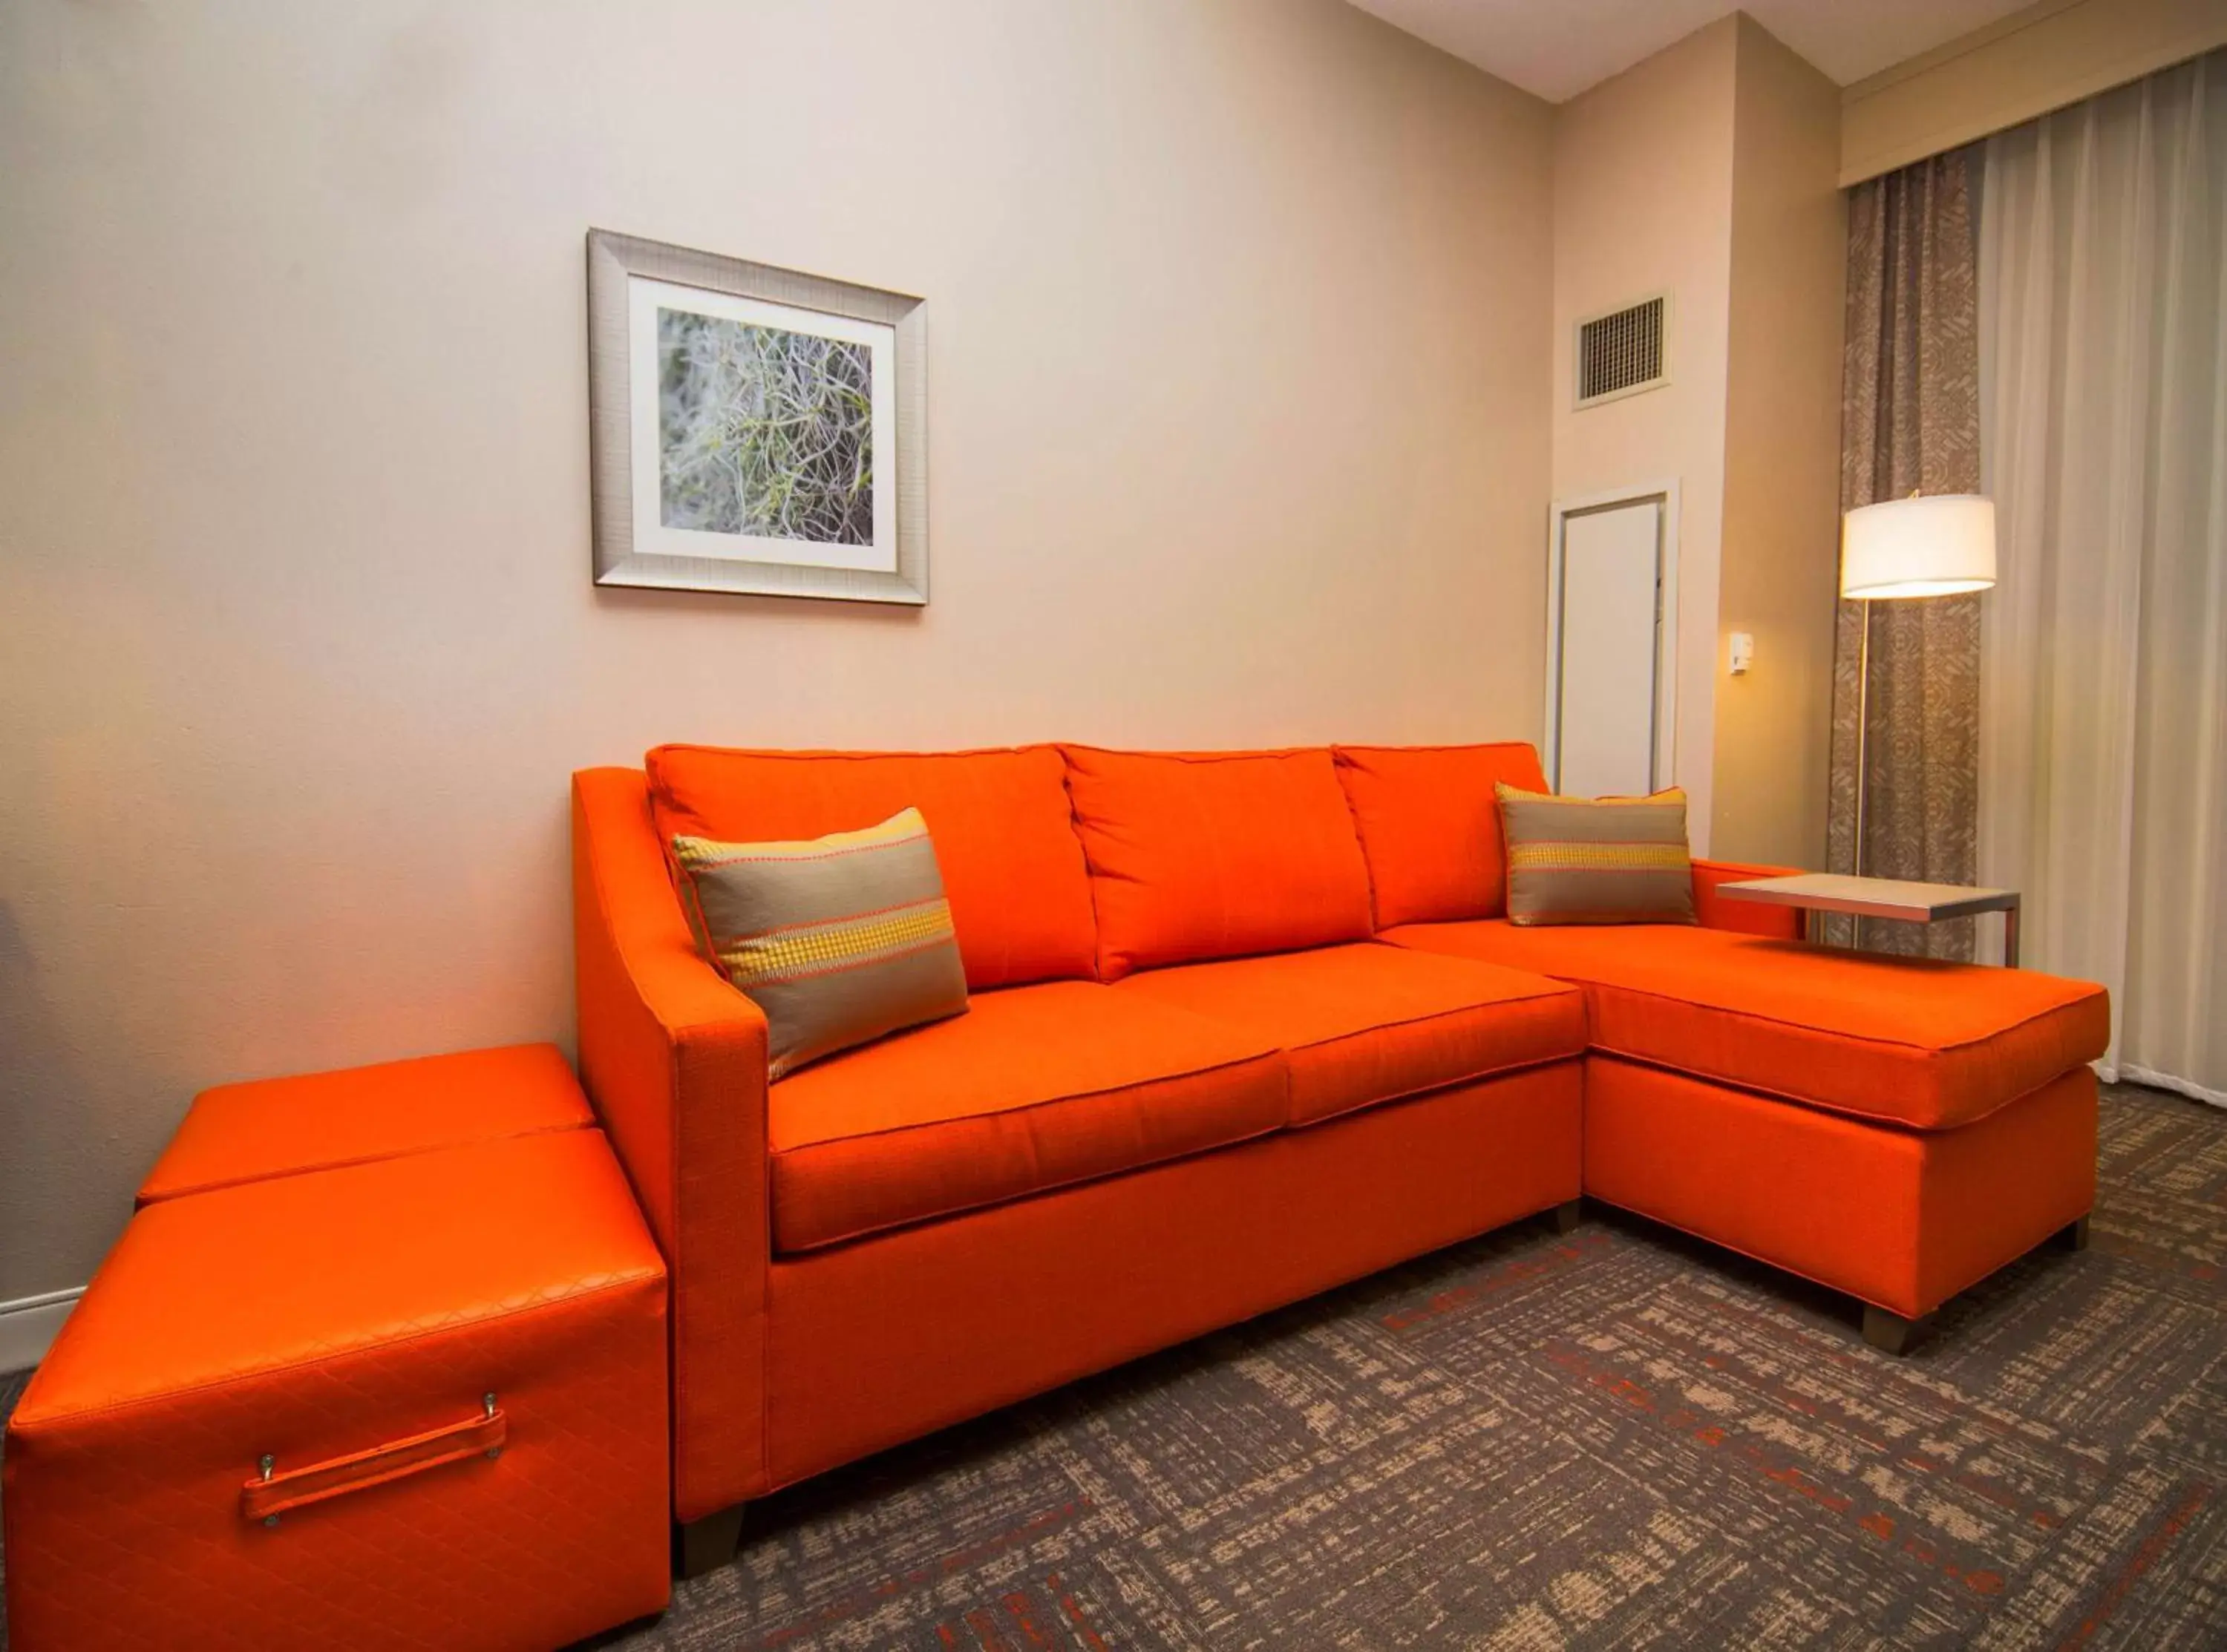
1061 746 1374 980
646 744 1097 990
1332 743 1547 927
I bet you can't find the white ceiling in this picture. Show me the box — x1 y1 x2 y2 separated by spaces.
1347 0 2038 102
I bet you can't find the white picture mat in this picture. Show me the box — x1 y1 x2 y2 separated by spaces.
627 276 898 574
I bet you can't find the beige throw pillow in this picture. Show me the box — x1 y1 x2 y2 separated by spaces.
1496 784 1696 926
672 807 969 1078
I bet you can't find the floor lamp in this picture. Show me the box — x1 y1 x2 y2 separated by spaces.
1840 494 1998 882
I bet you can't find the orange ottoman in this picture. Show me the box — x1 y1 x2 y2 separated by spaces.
4 1130 670 1651
137 1043 592 1204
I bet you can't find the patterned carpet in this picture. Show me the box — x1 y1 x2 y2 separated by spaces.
6 1082 2225 1649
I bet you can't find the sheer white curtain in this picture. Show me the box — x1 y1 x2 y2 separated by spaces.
1977 50 2227 1104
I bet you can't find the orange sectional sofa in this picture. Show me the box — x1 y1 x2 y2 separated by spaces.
570 739 2110 1573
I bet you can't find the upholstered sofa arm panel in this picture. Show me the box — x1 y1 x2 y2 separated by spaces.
1691 858 1806 940
572 767 771 1519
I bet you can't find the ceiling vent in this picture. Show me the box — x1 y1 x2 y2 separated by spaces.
1574 292 1670 410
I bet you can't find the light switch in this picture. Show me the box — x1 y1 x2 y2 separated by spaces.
1728 632 1754 675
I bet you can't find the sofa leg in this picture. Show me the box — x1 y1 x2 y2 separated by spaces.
1861 1306 1931 1356
674 1504 747 1581
2051 1216 2091 1253
1549 1199 1583 1236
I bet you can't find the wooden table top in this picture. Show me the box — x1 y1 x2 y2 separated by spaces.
1713 873 2020 922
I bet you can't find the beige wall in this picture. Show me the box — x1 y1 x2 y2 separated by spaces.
1550 13 1845 868
1551 19 1740 853
1842 0 2227 183
1713 17 1846 867
0 0 1554 1302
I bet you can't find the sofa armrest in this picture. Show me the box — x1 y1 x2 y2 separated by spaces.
572 767 771 1520
1692 857 1807 940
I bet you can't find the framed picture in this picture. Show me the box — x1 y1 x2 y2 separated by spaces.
586 229 926 603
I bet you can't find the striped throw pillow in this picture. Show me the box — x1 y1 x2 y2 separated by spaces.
672 807 969 1078
1496 784 1696 926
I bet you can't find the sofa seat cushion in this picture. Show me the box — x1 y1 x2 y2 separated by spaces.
646 744 1097 991
768 980 1288 1252
1115 943 1586 1127
1380 920 2110 1130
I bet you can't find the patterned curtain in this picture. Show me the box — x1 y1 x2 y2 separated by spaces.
1825 151 1982 958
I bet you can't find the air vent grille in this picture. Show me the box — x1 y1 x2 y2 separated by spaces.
1575 293 1670 408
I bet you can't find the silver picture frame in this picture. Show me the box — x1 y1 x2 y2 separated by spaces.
586 229 927 603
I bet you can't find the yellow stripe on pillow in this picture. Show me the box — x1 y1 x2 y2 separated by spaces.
1506 841 1692 873
718 899 957 987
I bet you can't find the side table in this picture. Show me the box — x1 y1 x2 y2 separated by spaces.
1714 873 2022 966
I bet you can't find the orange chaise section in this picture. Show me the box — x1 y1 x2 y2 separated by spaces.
1583 1055 2097 1320
1381 918 2108 1130
1345 744 2105 1334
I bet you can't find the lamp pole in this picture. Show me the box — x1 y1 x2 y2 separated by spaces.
1852 599 1873 879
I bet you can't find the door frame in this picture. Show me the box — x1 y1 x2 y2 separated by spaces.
1543 481 1681 794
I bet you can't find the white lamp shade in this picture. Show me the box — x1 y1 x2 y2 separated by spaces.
1840 494 1997 599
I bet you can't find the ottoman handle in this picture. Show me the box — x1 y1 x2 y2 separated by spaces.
243 1392 507 1527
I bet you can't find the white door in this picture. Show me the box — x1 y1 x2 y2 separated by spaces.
1546 494 1673 798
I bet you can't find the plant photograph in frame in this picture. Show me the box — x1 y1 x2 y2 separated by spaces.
588 231 926 603
658 309 874 545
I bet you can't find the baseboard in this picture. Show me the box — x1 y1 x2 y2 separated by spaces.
2117 1063 2227 1109
0 1287 85 1374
